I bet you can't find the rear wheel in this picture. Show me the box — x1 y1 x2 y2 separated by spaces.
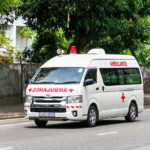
86 105 98 127
34 119 48 127
125 102 137 122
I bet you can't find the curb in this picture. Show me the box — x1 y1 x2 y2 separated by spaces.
0 113 24 120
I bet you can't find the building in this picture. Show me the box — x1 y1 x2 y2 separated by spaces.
0 16 33 62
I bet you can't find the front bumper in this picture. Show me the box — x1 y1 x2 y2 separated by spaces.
24 102 87 121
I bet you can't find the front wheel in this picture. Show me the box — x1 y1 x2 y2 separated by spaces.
125 102 137 122
86 105 98 127
34 119 48 127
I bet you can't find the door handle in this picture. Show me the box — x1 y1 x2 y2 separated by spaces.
102 86 105 91
96 87 99 90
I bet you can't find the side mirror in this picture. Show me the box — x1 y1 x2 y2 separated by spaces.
84 79 94 86
25 78 30 84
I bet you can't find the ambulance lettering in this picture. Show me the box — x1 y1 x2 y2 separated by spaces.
110 61 127 66
28 88 73 93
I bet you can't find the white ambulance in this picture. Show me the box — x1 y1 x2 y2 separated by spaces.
24 46 144 127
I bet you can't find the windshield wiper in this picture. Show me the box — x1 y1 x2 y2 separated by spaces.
32 81 56 84
31 81 79 84
59 81 79 84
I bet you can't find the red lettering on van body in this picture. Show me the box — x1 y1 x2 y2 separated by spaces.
63 88 67 92
55 88 58 92
110 61 127 66
59 88 64 92
36 88 39 92
28 87 74 93
39 88 43 92
32 88 36 92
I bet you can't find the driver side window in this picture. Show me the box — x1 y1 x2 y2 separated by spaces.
85 69 97 83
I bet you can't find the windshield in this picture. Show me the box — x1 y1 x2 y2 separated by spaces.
31 67 85 84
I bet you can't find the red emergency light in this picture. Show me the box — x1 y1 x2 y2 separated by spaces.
70 46 77 54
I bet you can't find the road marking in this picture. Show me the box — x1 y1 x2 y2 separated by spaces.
97 131 118 136
0 122 32 128
0 147 13 150
130 145 150 150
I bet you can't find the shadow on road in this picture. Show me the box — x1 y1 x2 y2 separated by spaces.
25 119 142 129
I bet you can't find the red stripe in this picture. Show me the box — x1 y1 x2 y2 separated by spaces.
76 106 79 108
66 106 70 108
28 105 30 108
80 106 82 108
71 106 74 108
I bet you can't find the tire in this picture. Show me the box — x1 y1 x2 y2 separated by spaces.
86 105 98 127
125 102 137 122
34 119 48 127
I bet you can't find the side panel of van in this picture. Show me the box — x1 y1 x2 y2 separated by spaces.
89 59 143 119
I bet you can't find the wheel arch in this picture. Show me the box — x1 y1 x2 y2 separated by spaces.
128 98 138 117
88 100 99 120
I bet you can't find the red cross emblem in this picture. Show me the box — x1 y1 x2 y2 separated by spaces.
29 88 32 92
69 88 74 93
121 93 125 102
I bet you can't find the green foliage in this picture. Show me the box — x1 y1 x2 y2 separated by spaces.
19 27 35 39
0 31 14 63
0 0 22 14
18 0 150 64
22 28 72 63
0 0 22 24
55 28 73 54
0 56 13 64
136 45 150 66
0 30 21 64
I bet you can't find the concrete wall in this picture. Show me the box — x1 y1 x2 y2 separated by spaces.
0 64 40 105
0 65 150 105
141 67 150 93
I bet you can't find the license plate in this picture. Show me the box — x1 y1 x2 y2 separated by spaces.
39 112 55 118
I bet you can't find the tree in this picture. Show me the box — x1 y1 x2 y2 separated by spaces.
18 0 150 62
136 45 150 66
22 28 72 63
0 31 17 63
0 0 22 64
0 0 22 24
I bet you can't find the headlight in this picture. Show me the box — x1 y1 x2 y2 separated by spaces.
67 95 82 104
26 95 33 103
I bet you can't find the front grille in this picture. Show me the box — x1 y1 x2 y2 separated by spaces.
31 96 66 113
30 108 66 112
34 100 61 103
33 96 66 103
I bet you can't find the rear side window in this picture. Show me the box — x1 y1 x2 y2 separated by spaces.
100 69 118 85
85 69 97 83
100 68 141 86
124 68 141 84
118 69 125 85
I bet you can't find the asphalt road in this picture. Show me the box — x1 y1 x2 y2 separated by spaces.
0 109 150 150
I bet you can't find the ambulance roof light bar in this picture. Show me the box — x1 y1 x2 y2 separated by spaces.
70 46 77 54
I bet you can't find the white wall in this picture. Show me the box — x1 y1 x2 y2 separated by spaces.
0 17 33 62
0 17 33 61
